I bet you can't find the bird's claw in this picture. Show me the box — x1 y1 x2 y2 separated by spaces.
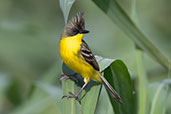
62 92 81 104
60 75 69 81
60 74 78 82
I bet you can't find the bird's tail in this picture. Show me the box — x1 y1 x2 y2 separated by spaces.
99 74 123 103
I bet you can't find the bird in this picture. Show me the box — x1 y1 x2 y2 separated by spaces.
59 13 122 104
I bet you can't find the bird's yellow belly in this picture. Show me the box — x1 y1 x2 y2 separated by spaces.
62 51 94 77
60 36 95 78
60 35 102 83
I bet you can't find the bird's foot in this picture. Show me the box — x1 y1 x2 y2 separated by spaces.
62 92 81 104
60 74 78 82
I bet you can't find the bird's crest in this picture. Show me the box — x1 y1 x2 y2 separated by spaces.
69 12 85 31
62 13 86 37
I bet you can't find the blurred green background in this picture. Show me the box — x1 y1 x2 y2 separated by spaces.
0 0 170 114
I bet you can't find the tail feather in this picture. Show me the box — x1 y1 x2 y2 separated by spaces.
100 75 123 103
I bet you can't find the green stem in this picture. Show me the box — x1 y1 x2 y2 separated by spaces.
136 49 148 114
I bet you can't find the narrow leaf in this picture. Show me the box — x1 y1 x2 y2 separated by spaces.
104 59 135 114
95 86 115 114
61 64 82 114
150 80 171 114
82 82 101 114
136 49 149 114
59 0 75 23
92 0 170 70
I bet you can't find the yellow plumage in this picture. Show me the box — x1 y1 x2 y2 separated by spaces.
60 34 101 83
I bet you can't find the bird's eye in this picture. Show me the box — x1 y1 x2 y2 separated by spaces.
71 28 79 36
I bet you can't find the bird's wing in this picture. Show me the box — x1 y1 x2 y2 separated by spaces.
80 40 99 71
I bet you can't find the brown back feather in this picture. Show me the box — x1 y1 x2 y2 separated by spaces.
80 40 99 71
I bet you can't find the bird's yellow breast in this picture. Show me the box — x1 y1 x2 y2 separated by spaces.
59 34 100 82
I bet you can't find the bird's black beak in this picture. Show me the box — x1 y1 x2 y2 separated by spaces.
80 30 90 34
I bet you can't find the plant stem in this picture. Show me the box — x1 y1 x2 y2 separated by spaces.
136 49 149 114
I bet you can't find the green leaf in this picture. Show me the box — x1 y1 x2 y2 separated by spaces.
61 80 82 114
104 59 135 114
82 83 101 114
92 0 170 71
61 64 82 114
59 0 76 24
95 86 115 114
95 55 115 71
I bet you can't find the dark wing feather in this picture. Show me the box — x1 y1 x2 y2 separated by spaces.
80 40 99 71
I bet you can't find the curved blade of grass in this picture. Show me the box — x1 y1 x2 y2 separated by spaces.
150 80 171 114
59 0 75 23
92 0 170 71
150 83 165 114
104 59 135 114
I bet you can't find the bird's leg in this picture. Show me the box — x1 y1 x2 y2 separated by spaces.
60 73 78 82
62 82 88 104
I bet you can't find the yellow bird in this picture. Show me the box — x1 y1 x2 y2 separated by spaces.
60 13 122 104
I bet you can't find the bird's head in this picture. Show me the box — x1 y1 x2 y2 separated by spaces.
61 13 89 38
